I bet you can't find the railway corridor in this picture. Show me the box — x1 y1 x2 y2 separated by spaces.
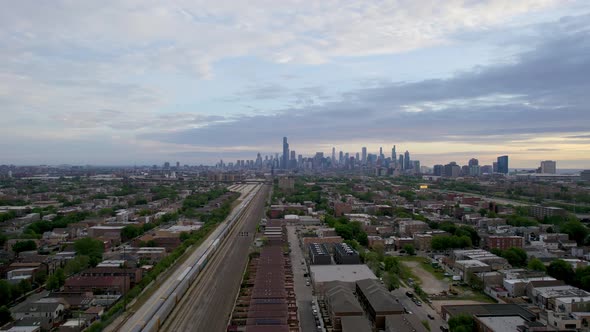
113 183 262 332
161 183 270 331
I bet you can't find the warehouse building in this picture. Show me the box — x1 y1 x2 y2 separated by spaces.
242 220 298 332
385 314 429 332
323 281 364 331
310 265 377 293
309 243 332 265
355 279 404 329
341 316 372 332
333 243 360 265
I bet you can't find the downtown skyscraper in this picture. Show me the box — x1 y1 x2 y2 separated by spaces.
282 137 289 169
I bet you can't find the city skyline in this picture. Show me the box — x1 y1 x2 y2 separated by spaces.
0 139 583 171
2 1 590 168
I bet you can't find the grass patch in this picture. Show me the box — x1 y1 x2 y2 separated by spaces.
454 292 496 303
399 256 448 281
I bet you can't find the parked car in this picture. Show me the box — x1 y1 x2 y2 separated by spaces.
406 291 414 297
440 326 449 332
428 314 435 320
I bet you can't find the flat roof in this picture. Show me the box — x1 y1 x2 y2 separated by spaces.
341 315 372 332
455 260 490 268
311 264 377 283
442 304 536 321
477 316 525 331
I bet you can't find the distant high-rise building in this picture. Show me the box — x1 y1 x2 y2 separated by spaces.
481 165 493 174
468 158 479 167
164 161 170 169
362 147 367 163
339 151 344 164
404 151 410 170
469 165 481 176
433 164 443 176
444 162 461 178
379 147 383 158
399 154 404 169
540 160 557 174
290 150 296 169
282 137 289 169
355 152 360 162
391 145 396 161
497 155 509 174
332 147 336 163
176 161 180 168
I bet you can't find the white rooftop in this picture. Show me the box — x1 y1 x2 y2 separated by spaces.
310 264 377 283
477 316 525 332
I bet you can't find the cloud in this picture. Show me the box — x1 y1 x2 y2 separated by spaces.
141 14 590 153
1 1 588 166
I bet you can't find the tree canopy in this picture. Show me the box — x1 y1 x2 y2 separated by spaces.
12 240 37 253
548 259 575 284
449 314 475 332
74 238 104 266
528 257 547 272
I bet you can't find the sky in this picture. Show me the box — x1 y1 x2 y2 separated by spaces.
1 0 590 168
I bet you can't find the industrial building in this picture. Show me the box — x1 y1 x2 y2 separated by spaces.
385 314 429 332
333 243 360 265
323 281 364 331
309 243 331 265
355 279 404 329
310 265 377 293
230 219 298 332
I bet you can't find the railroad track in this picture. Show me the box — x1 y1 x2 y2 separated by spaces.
161 184 269 331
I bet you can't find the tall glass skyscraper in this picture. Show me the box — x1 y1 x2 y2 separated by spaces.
497 155 509 174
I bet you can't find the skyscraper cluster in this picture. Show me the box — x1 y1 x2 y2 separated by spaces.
218 137 521 178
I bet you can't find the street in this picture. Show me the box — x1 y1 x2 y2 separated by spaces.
391 285 448 331
287 225 317 332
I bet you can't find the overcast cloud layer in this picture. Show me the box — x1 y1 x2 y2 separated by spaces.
1 0 590 167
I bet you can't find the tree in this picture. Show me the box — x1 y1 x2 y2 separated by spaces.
0 280 11 306
0 306 12 326
12 240 37 253
528 258 547 272
17 279 32 295
74 238 104 266
64 255 90 275
46 274 60 291
403 244 416 255
449 314 475 332
121 225 142 241
501 247 528 267
179 232 191 242
373 243 385 260
560 220 589 245
548 260 574 284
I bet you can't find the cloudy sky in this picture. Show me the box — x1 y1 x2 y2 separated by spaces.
2 0 590 168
